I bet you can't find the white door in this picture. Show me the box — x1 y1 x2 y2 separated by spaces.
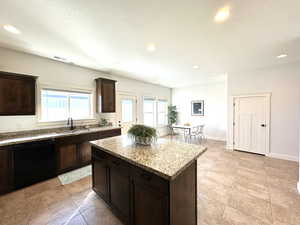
234 96 269 155
116 94 137 134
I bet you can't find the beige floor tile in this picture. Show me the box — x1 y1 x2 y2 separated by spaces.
265 166 298 182
205 171 235 187
82 207 122 225
47 213 86 225
233 176 270 201
266 176 298 194
271 203 292 224
235 167 268 185
0 138 298 225
198 178 232 205
264 157 298 170
228 191 273 224
223 206 271 225
24 178 61 198
209 160 239 174
198 196 226 225
269 187 299 208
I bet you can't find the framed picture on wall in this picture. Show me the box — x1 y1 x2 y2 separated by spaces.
191 100 204 116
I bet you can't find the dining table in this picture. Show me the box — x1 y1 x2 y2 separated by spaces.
171 124 204 136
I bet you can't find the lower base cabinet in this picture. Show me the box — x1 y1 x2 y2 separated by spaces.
110 163 130 223
78 142 92 164
132 181 168 225
0 150 13 194
56 129 121 174
57 144 78 172
0 128 121 195
92 147 197 225
92 155 109 202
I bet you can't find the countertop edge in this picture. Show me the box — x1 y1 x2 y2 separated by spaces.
90 142 207 181
0 127 121 147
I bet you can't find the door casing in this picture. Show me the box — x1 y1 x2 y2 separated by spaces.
232 93 271 155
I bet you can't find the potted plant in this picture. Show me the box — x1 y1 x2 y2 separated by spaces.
128 124 157 145
168 105 178 135
168 105 178 125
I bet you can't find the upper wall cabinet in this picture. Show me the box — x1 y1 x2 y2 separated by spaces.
0 71 37 116
95 78 116 113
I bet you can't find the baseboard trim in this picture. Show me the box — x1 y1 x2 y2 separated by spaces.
206 136 226 142
226 144 234 150
268 153 298 162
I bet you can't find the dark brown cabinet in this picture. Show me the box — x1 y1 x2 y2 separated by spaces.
132 181 168 225
92 154 109 202
56 129 121 174
57 144 78 172
0 128 121 195
95 78 116 113
110 160 130 223
92 147 197 225
0 150 13 194
78 142 92 164
92 150 131 223
0 71 37 115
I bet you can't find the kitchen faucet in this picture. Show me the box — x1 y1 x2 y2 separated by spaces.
67 117 76 130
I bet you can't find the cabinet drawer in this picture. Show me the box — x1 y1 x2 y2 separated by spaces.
131 166 168 193
100 129 121 139
108 155 130 175
92 148 110 161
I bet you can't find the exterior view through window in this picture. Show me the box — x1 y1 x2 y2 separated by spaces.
143 98 168 127
41 89 92 122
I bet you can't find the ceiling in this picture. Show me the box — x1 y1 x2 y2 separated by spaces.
0 0 300 88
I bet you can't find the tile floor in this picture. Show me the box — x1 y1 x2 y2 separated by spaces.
0 138 299 225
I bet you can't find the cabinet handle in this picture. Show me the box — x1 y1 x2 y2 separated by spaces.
140 173 152 181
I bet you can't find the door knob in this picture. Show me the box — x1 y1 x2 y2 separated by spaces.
261 124 266 127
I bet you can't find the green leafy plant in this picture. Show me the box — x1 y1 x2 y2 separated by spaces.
168 105 178 125
128 124 157 145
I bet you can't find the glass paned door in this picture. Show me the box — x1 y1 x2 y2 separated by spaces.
117 94 137 134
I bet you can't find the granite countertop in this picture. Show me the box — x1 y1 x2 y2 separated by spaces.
0 126 121 147
90 135 206 180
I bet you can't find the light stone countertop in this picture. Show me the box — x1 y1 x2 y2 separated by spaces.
0 126 121 147
91 135 207 180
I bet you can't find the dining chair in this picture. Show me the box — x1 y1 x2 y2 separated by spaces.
188 125 205 144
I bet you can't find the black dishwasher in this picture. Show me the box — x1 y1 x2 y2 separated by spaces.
13 140 56 189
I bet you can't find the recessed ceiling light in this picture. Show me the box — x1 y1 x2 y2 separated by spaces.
3 25 21 34
215 6 230 23
147 43 156 52
277 54 287 59
193 65 199 69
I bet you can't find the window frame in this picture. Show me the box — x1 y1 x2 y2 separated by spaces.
142 96 168 128
142 96 156 127
37 85 96 125
157 99 168 127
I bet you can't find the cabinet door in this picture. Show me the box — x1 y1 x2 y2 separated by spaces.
0 72 36 115
78 142 91 165
131 180 169 225
101 79 116 113
57 144 78 172
92 156 109 202
0 150 13 194
110 161 130 222
96 78 116 113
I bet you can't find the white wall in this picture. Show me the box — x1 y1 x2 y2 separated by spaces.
227 62 300 161
172 81 227 141
0 47 171 134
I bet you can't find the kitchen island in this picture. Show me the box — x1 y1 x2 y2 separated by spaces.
90 135 206 225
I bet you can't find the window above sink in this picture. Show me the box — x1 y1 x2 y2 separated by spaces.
39 89 94 123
